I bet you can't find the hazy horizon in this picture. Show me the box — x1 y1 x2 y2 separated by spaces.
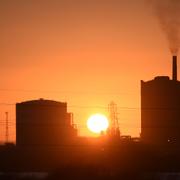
0 0 178 142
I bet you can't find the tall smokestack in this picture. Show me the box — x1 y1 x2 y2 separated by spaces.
172 55 177 81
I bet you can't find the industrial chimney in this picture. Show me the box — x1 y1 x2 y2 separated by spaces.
172 55 177 81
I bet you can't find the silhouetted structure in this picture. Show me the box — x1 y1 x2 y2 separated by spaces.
5 112 9 143
108 101 120 138
16 99 77 146
141 56 180 145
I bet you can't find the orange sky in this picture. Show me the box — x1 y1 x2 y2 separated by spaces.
0 0 178 142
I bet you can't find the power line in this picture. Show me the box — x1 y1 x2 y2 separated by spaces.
0 103 15 106
0 88 138 95
0 103 180 111
0 103 141 109
0 122 140 127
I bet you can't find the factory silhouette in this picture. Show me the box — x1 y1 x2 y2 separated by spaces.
16 100 77 146
141 55 180 146
14 55 180 147
1 55 180 178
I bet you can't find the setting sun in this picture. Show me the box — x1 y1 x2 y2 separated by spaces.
87 114 109 134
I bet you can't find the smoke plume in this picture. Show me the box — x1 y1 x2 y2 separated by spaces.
151 0 180 55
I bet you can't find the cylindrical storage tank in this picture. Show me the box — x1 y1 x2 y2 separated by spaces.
141 77 180 145
16 99 77 146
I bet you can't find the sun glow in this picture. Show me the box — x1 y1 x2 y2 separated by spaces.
87 114 109 134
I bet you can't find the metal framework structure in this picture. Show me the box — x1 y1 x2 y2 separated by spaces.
5 112 9 143
108 101 120 137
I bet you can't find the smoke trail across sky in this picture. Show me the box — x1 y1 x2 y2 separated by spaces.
150 0 180 54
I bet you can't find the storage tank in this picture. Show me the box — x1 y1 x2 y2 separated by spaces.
16 99 77 146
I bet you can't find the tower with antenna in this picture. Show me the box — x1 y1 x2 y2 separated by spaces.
108 101 120 138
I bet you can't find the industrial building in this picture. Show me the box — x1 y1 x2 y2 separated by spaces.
141 56 180 145
16 99 77 146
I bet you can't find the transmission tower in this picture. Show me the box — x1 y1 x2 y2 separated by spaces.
108 101 120 138
5 112 9 143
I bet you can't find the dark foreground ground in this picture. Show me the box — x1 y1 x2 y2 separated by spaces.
1 170 180 180
1 140 180 180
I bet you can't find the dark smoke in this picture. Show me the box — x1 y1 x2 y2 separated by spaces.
151 0 180 55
